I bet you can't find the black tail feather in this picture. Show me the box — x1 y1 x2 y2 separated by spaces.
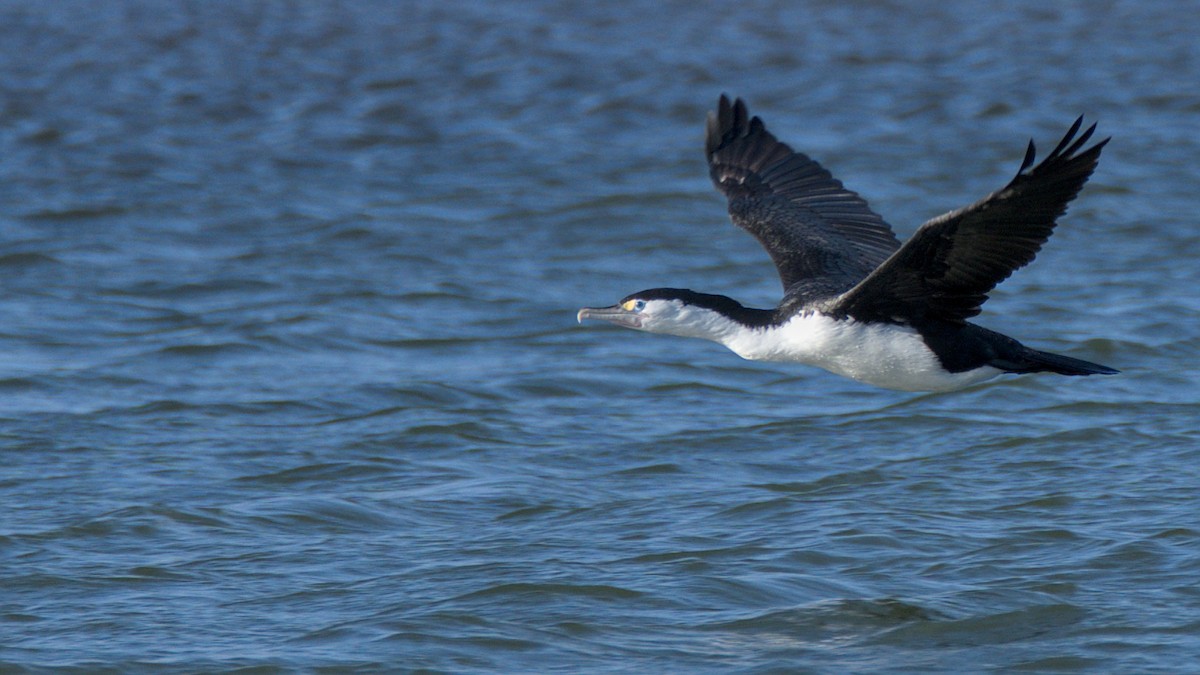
1008 348 1119 376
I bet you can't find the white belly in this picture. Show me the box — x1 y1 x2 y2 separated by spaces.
722 313 1000 392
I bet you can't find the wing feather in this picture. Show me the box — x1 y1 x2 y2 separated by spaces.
706 95 901 295
831 117 1108 323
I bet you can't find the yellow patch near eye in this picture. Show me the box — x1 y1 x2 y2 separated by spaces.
621 300 638 311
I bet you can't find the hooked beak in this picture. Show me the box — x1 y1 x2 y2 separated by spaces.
576 305 643 329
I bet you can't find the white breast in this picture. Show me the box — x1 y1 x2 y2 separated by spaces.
721 313 1000 392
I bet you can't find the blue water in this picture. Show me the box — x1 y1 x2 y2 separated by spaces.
2 1 1198 671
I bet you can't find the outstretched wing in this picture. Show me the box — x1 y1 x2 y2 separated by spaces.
706 95 901 295
831 117 1108 324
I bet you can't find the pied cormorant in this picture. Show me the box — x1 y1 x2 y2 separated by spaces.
577 95 1117 392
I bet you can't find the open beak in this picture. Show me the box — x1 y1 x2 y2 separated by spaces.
576 305 642 329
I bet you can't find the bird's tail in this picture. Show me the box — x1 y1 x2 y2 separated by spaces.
1010 348 1119 376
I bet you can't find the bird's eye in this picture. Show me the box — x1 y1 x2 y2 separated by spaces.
621 299 647 312
633 300 646 311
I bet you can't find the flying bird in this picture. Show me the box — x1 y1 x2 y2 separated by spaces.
577 95 1117 392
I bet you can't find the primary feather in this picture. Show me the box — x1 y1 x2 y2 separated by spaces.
831 116 1108 323
706 95 901 299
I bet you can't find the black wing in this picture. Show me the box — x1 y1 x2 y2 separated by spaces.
706 95 901 296
831 117 1108 324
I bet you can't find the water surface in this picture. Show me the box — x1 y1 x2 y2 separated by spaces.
1 1 1198 671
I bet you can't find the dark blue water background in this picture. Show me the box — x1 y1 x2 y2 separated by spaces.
1 1 1197 671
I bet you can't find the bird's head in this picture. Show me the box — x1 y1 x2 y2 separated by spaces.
577 288 770 339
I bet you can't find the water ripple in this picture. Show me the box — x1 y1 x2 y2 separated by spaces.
1 1 1197 672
